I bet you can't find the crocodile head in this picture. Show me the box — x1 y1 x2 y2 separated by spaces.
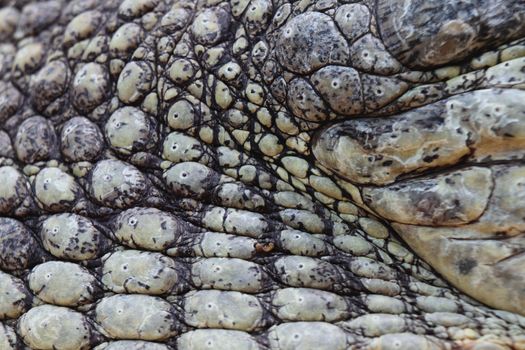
0 0 523 349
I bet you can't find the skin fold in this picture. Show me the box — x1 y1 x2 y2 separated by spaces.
0 0 523 349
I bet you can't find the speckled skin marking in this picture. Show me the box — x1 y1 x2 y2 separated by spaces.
0 1 524 349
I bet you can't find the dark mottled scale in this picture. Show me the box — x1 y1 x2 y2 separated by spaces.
38 213 111 261
0 218 43 271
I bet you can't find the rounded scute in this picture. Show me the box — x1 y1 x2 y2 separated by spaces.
268 322 348 350
278 229 328 256
71 62 110 112
95 294 179 341
95 341 172 350
168 59 196 85
110 23 145 58
368 333 443 350
105 106 158 155
111 207 190 251
166 99 196 130
242 0 273 36
349 34 402 75
0 82 23 123
177 329 261 350
163 162 221 199
276 12 349 74
0 131 14 158
19 1 61 36
184 231 257 259
360 74 409 112
311 65 363 116
162 132 211 164
33 167 84 212
0 271 31 319
119 0 159 19
28 261 100 306
271 256 354 292
14 116 58 164
117 60 155 104
341 313 407 337
0 323 20 350
272 288 349 322
88 159 147 208
365 295 406 315
287 77 329 122
0 166 29 215
0 7 19 41
18 305 95 350
0 218 40 271
101 249 180 295
334 4 371 42
159 7 192 33
63 10 102 48
12 42 44 76
30 60 69 113
191 257 271 293
40 213 108 261
60 116 105 162
191 7 231 45
183 290 268 331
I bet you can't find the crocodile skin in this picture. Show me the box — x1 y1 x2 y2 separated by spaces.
0 0 523 349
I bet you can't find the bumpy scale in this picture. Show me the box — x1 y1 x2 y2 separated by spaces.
0 1 524 350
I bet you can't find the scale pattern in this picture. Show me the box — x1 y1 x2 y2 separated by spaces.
0 0 524 349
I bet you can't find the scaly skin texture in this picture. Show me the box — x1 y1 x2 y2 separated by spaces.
0 0 524 349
